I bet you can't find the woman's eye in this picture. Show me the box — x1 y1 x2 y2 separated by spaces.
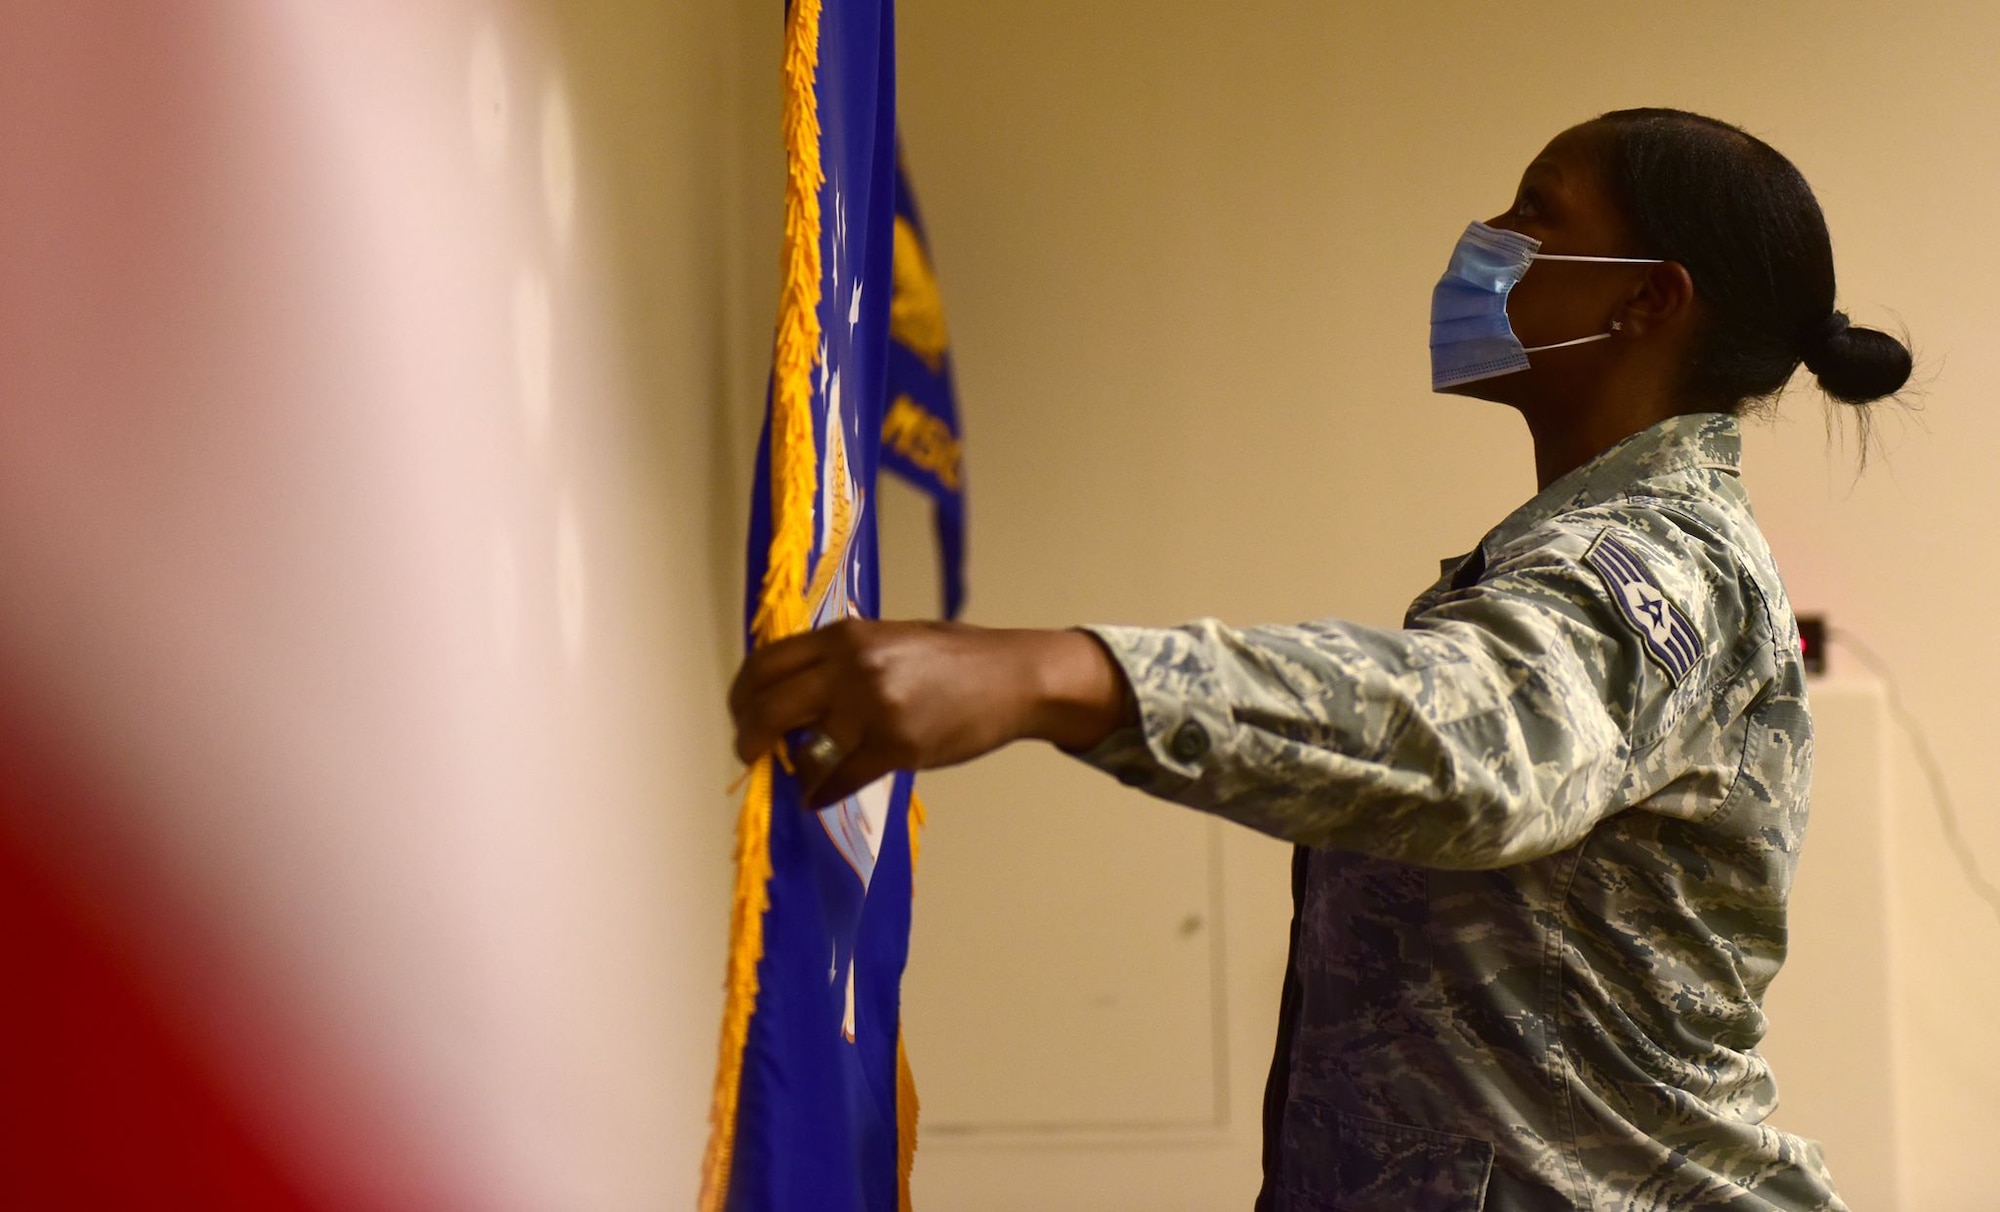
1514 194 1540 220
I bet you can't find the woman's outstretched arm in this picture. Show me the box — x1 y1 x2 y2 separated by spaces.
727 621 1134 808
729 511 1756 871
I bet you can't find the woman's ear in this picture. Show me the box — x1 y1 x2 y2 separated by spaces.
1616 260 1696 337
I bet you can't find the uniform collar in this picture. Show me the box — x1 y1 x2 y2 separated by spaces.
1440 411 1741 584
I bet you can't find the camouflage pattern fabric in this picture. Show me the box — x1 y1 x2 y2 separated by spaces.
1079 413 1839 1211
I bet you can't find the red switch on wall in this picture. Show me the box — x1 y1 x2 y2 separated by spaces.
1797 614 1827 676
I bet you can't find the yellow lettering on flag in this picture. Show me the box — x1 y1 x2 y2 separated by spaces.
888 216 949 373
880 395 962 492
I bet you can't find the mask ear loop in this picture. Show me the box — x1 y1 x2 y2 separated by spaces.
1530 254 1665 264
1522 320 1627 354
1517 254 1657 353
1521 319 1629 354
1522 332 1614 353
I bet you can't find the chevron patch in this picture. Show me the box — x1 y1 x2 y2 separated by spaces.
1584 530 1702 683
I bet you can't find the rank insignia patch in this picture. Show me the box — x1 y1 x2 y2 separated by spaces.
1585 530 1703 683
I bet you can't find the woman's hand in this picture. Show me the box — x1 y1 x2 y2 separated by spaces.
727 620 1133 809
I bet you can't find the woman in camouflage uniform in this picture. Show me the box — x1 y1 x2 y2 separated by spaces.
730 108 1911 1211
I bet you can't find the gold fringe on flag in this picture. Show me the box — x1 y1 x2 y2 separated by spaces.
698 0 824 1205
699 756 778 1212
897 793 928 1211
749 0 826 651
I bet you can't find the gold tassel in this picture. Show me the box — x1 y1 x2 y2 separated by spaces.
699 0 823 1202
698 757 778 1212
896 1031 921 1212
897 792 929 1210
749 0 826 652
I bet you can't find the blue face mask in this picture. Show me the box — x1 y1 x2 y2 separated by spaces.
1429 220 1663 391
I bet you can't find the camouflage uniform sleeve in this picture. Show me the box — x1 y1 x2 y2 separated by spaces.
1076 513 1745 869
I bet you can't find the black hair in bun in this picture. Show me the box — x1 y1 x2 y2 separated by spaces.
1802 310 1914 406
1592 108 1912 411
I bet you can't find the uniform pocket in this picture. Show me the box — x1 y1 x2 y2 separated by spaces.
1279 1101 1493 1212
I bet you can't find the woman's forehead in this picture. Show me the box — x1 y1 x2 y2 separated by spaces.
1521 124 1622 215
1515 122 1637 247
1526 124 1605 179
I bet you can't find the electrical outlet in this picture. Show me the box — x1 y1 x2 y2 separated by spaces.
1797 614 1826 675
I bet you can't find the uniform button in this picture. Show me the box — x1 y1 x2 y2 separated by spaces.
1168 721 1210 764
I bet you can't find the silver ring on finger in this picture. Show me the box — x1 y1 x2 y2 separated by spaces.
800 730 844 773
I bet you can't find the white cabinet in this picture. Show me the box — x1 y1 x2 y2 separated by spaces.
1758 677 1899 1211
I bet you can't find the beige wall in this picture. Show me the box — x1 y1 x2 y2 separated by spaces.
542 0 767 1199
878 1 2000 1207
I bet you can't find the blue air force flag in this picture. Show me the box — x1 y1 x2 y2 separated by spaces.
703 0 919 1210
880 151 968 619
